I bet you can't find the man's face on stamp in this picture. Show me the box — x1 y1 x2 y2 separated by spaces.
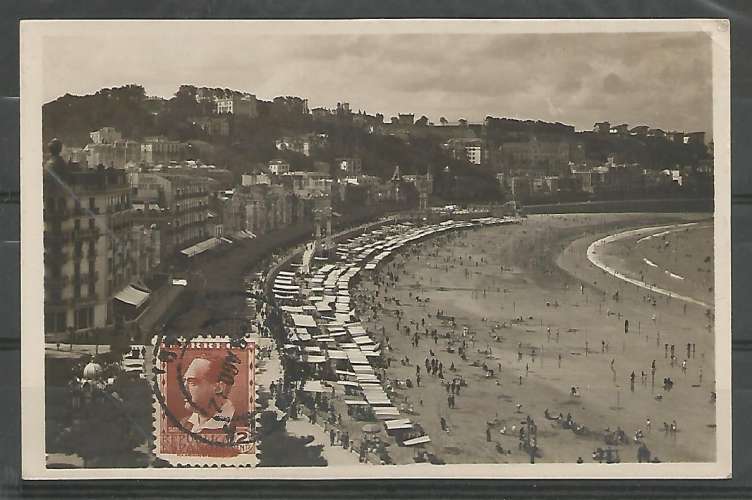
183 357 233 421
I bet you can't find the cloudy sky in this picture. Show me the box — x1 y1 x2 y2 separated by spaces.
42 29 713 137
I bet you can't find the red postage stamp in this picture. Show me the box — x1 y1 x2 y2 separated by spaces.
153 336 257 466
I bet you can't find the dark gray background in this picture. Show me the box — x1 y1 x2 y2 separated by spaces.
0 1 750 498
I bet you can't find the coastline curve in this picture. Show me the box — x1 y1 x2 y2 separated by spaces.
586 222 711 309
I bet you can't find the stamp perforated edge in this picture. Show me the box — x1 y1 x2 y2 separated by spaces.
151 335 258 467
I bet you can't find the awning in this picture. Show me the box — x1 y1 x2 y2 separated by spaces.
180 237 221 258
385 419 413 430
114 285 150 308
344 399 369 405
302 380 327 392
373 407 400 415
291 314 317 328
281 305 304 313
337 380 360 387
303 355 326 364
403 435 431 446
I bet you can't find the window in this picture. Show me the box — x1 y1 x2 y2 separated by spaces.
89 197 95 210
74 219 80 232
75 308 90 330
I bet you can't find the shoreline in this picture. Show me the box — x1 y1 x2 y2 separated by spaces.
354 213 715 464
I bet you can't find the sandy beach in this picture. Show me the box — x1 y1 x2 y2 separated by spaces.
351 213 716 464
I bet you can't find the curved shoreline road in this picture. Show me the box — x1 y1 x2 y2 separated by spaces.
586 222 712 309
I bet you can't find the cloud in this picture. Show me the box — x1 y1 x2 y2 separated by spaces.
40 28 714 136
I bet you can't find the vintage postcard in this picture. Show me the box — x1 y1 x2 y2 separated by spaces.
21 19 731 479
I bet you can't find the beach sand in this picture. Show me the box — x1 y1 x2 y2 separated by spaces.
351 213 716 465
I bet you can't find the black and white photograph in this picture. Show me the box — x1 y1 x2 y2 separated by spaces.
20 19 731 479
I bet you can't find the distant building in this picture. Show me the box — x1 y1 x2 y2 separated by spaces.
275 134 326 157
281 171 332 198
140 136 189 165
90 127 122 144
241 172 271 186
268 159 291 175
193 116 230 137
130 172 212 257
630 125 649 136
335 157 362 177
683 131 706 145
495 137 571 174
397 113 415 126
666 131 685 143
62 146 88 167
215 94 258 117
647 128 666 139
231 184 302 237
609 124 629 135
593 122 611 134
84 139 141 170
444 138 483 165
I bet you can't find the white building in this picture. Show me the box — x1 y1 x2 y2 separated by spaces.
465 145 482 165
241 172 271 186
268 159 290 175
215 95 258 118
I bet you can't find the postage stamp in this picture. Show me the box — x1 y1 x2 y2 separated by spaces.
152 336 257 466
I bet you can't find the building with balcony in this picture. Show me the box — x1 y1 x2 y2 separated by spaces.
230 184 303 237
140 136 189 165
130 172 212 258
44 143 137 336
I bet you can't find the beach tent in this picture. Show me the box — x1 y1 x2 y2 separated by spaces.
351 365 374 373
301 380 327 392
384 419 413 431
303 355 326 364
291 314 317 328
337 380 360 387
403 435 431 446
344 399 369 405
